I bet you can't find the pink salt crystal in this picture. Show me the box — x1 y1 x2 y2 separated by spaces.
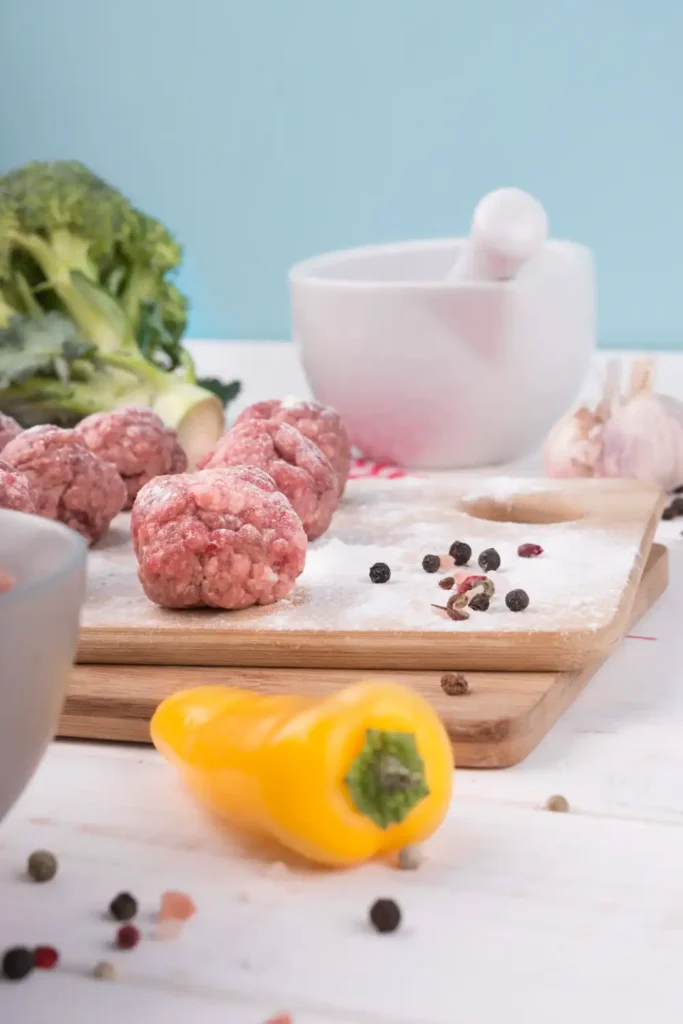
160 890 196 922
264 861 288 879
400 550 419 565
439 554 455 571
0 570 15 594
264 1016 293 1024
155 918 183 941
453 570 472 585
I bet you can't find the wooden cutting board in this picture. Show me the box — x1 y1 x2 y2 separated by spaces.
62 543 668 768
78 476 665 673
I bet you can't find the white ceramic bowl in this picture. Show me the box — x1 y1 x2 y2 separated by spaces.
290 238 596 468
0 511 87 824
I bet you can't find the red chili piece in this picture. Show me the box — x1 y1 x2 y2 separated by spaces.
518 543 543 558
116 924 140 950
34 946 59 970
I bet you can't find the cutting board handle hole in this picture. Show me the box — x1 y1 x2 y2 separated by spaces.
461 493 584 525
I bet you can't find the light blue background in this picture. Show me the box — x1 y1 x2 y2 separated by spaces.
1 0 681 346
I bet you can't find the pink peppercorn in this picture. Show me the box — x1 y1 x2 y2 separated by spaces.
116 924 140 950
456 574 487 594
518 543 543 558
34 946 59 970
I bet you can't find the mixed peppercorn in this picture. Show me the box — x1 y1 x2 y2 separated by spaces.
2 850 199 984
440 672 469 695
423 537 536 620
368 530 540 624
369 898 402 933
369 562 391 584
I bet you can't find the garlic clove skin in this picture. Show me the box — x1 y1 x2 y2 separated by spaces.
543 407 604 478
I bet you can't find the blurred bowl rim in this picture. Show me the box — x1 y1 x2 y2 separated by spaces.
288 236 593 291
0 510 87 605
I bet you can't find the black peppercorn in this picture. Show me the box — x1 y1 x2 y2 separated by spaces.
2 947 35 981
422 554 440 573
448 540 471 566
478 548 501 572
369 898 401 933
369 562 391 584
469 593 490 612
27 849 58 883
109 892 138 922
440 672 469 695
662 497 683 520
506 588 529 612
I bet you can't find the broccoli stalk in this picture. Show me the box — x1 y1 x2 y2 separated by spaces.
0 312 226 467
0 161 239 464
0 292 19 326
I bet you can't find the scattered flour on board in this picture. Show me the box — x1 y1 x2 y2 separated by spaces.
84 476 644 634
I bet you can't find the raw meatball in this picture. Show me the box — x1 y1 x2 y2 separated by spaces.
2 425 126 545
0 459 37 515
198 420 337 541
75 406 187 509
0 413 21 453
236 399 351 496
131 466 307 609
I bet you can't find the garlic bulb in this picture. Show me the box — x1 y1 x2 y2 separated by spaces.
544 358 683 491
543 406 603 478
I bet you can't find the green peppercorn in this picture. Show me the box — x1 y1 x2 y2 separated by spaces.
397 845 423 870
93 960 118 981
27 850 58 883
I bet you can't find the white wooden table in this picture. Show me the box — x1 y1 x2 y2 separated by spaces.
2 343 683 1024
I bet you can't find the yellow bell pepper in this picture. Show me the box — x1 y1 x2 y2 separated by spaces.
151 680 454 867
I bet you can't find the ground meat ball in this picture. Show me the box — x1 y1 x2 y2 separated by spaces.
0 459 37 515
75 406 187 509
198 420 338 541
0 413 21 454
2 426 126 544
235 399 351 496
131 467 307 609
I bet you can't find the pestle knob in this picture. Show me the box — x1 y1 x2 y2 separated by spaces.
448 187 548 282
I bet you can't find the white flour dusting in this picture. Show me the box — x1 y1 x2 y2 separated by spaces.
83 476 646 636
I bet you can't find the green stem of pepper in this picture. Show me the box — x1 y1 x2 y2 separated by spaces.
344 728 430 829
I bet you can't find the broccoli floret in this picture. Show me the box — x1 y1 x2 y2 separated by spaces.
0 160 240 464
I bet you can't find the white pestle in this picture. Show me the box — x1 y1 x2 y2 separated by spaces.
447 187 548 282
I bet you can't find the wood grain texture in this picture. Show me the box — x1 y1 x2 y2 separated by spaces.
61 544 668 768
77 477 666 672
